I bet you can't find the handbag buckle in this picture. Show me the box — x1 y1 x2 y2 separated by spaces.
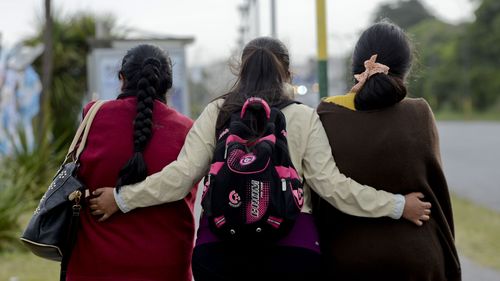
68 190 82 203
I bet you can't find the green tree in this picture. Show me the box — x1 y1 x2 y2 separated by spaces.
39 0 53 141
367 0 500 113
408 20 468 111
26 13 119 143
0 11 121 252
0 129 66 251
464 0 500 110
372 0 435 29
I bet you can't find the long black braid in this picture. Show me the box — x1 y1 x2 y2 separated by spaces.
116 44 172 190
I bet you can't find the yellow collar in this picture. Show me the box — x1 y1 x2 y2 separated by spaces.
323 92 356 111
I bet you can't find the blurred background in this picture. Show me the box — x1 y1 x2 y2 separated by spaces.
0 0 499 280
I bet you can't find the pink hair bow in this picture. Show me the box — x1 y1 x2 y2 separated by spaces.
350 54 390 93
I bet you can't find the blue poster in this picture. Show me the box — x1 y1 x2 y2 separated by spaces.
0 45 42 155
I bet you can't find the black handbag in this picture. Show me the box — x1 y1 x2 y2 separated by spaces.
20 161 84 261
20 100 106 278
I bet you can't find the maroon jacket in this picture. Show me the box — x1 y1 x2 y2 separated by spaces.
67 97 196 281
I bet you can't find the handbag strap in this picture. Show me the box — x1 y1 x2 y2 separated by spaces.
60 204 82 281
66 100 106 162
59 100 106 281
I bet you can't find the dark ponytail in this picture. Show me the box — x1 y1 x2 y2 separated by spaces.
216 37 292 131
355 74 407 110
352 21 412 110
116 44 172 190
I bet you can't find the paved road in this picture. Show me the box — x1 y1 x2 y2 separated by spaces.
437 121 500 212
461 255 500 281
437 121 500 281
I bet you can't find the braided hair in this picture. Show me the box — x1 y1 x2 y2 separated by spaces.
116 44 173 190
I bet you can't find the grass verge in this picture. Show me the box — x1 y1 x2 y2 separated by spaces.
435 110 500 121
0 250 59 280
452 194 500 270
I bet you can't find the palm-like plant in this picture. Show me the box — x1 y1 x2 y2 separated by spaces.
0 126 66 251
27 13 94 143
0 11 121 252
26 12 120 143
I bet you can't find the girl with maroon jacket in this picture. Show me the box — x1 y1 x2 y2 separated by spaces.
66 44 197 281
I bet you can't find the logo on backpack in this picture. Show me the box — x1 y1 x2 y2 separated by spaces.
201 97 303 241
229 190 242 207
240 153 256 166
250 180 261 218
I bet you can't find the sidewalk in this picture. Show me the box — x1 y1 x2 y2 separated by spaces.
461 255 500 281
437 121 500 213
437 122 500 280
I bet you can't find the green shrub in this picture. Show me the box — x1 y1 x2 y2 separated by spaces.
0 128 67 251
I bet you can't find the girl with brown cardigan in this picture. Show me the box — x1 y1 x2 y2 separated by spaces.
316 22 461 281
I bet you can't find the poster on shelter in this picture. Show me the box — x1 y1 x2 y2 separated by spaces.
0 45 42 155
88 45 189 116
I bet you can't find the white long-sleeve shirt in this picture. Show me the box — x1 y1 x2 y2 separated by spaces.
115 100 404 219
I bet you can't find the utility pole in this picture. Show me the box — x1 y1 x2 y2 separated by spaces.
39 0 53 140
252 0 260 39
271 0 277 37
237 0 261 49
316 0 328 99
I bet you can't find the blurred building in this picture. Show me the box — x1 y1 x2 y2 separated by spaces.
291 56 348 108
87 35 194 116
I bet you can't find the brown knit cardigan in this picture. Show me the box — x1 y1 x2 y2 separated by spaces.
315 98 461 281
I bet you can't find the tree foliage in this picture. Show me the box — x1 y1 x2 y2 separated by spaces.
0 128 66 251
370 0 500 112
0 12 120 252
408 20 468 110
464 0 500 110
372 0 435 30
25 13 118 142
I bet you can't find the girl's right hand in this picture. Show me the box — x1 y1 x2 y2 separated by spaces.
403 192 432 226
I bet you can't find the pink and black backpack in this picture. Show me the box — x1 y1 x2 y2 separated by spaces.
201 97 304 241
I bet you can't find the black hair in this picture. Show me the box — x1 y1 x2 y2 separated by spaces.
216 37 292 131
352 21 413 110
116 44 172 190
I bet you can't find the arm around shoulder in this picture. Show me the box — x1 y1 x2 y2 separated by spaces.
302 109 404 218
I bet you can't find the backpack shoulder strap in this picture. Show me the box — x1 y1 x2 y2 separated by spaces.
276 100 301 110
215 99 300 138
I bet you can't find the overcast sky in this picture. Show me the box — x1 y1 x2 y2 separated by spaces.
0 0 476 66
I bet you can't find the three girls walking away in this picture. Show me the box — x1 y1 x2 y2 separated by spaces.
90 36 432 281
317 21 461 281
66 44 197 281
